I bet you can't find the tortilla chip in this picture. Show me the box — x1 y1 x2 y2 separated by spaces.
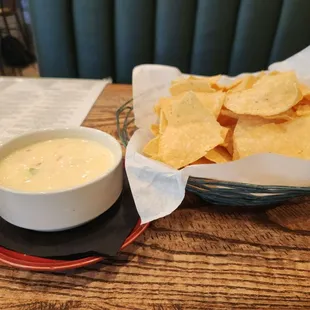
190 157 214 165
228 75 258 93
294 103 310 116
143 136 160 159
262 108 296 121
233 114 310 160
188 75 222 88
217 108 239 127
299 83 310 100
225 72 302 116
166 91 215 125
159 109 168 134
170 78 215 96
220 126 234 155
150 124 159 136
194 91 225 118
205 146 232 163
154 97 173 117
158 121 223 169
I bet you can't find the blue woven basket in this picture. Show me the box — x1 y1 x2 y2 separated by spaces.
116 98 310 208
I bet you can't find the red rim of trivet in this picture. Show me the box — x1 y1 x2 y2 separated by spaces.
0 219 149 271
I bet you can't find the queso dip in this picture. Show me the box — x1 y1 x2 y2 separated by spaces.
0 138 114 192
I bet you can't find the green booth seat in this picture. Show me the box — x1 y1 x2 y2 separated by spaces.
29 0 310 83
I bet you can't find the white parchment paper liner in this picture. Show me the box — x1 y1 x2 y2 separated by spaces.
126 47 310 223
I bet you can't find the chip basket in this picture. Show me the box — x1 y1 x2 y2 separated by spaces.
116 96 310 208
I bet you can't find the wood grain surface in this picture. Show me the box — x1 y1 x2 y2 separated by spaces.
1 84 310 310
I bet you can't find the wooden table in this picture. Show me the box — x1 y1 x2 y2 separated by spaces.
1 84 310 309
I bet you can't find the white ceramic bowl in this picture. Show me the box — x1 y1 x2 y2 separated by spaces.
0 127 123 231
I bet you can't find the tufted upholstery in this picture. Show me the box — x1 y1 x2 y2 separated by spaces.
29 0 310 83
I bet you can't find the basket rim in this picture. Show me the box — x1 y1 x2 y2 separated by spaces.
188 176 310 191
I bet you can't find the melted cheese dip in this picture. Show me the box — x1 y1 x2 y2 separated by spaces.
0 138 114 192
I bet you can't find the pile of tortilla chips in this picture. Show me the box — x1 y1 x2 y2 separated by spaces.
143 71 310 169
